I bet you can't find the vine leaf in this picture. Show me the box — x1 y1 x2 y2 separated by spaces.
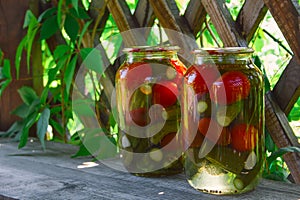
18 86 39 106
40 15 59 40
64 14 79 42
37 108 51 150
64 54 78 97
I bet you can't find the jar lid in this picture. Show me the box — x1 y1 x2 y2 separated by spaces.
123 45 180 53
193 47 254 55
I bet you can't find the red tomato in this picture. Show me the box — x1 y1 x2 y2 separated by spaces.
198 118 231 145
120 62 152 91
231 124 257 152
184 64 219 95
160 132 179 150
211 71 250 105
128 107 150 126
152 81 178 108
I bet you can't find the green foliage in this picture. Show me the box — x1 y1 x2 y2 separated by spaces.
0 49 12 96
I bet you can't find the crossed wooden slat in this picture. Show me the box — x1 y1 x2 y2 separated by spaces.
93 0 300 183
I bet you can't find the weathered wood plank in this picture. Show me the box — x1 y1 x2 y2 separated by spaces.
0 139 300 199
134 0 155 27
236 0 268 43
106 0 146 46
265 92 300 184
263 0 300 63
201 0 247 47
273 57 300 114
184 0 206 37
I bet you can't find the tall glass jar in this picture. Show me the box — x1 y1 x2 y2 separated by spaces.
115 46 186 177
183 47 264 194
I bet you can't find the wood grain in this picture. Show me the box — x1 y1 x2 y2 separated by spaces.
184 0 207 37
106 0 146 46
134 0 155 27
265 92 300 184
273 57 300 114
236 0 268 43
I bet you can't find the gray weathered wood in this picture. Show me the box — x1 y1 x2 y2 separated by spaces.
0 139 300 199
236 0 268 43
265 92 300 184
184 0 206 37
134 0 155 27
273 57 300 114
106 0 146 46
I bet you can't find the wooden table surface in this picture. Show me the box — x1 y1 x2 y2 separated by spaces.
0 138 299 200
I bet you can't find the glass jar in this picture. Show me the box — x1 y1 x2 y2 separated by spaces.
183 47 264 194
115 46 187 177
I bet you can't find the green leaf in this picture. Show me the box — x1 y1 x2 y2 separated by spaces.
0 59 12 96
71 143 92 158
37 108 51 150
49 118 64 136
41 87 49 104
53 45 70 60
40 15 59 40
18 127 29 149
46 55 69 86
18 111 39 149
203 30 214 45
73 99 95 116
2 59 11 79
80 48 103 74
64 14 79 42
71 0 79 13
78 7 90 19
23 10 37 28
15 36 27 79
81 0 90 10
64 54 78 97
11 103 30 118
38 7 57 22
267 146 300 164
2 121 24 138
18 86 39 105
26 18 40 71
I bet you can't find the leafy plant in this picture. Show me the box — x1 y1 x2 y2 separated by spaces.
2 0 115 154
0 49 12 96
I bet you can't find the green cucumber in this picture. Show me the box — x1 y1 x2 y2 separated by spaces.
216 101 242 127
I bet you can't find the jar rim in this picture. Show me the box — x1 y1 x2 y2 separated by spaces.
123 45 180 53
192 47 254 55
